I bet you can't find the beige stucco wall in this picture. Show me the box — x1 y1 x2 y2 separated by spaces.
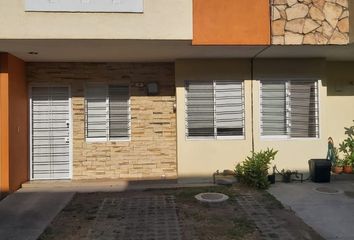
325 61 354 149
0 0 192 40
175 60 253 178
176 59 354 179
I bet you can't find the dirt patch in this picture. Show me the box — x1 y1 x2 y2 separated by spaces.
171 186 259 240
38 185 324 240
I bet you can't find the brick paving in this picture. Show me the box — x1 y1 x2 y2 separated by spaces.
236 194 295 240
87 195 181 240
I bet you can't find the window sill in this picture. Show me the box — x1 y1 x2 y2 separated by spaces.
260 136 320 141
186 136 245 141
86 138 131 143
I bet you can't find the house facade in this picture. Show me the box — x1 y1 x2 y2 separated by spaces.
1 0 354 195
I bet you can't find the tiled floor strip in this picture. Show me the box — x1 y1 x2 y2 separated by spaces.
87 195 181 240
236 194 295 240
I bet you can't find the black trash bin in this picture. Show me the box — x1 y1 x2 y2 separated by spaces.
308 159 331 183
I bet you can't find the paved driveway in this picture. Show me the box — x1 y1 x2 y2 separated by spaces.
268 181 354 240
0 189 74 240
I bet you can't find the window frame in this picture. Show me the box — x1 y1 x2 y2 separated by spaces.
185 80 245 141
85 83 131 142
259 79 320 140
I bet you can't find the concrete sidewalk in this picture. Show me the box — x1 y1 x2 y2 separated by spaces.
0 189 74 240
21 179 215 192
268 181 354 240
0 180 215 240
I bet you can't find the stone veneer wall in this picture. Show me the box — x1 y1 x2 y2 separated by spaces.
27 63 177 180
272 0 350 44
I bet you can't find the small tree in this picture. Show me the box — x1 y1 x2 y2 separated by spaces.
235 148 278 190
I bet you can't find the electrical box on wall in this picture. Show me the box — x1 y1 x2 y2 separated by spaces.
25 0 144 13
147 82 159 96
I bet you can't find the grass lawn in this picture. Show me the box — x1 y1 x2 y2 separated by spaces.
38 185 323 240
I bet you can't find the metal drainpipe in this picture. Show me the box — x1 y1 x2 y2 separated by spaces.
248 0 274 153
250 45 271 153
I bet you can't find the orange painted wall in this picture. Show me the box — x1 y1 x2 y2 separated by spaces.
0 54 10 195
8 54 28 192
0 53 28 195
193 0 271 45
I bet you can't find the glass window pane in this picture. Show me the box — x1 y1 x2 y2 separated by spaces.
290 81 318 138
261 82 287 136
85 85 107 139
186 81 214 137
109 85 130 139
215 81 244 136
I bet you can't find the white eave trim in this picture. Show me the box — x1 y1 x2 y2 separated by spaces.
25 0 144 13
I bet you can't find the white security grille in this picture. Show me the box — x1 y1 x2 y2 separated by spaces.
85 85 130 141
185 81 244 138
31 86 71 180
261 80 319 138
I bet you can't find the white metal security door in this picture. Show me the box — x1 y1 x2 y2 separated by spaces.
30 86 71 180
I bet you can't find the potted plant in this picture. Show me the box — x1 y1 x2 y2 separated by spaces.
280 169 293 183
331 147 340 173
343 157 353 174
333 158 344 174
339 121 354 174
267 165 276 184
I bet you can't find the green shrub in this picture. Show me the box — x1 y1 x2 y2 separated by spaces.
339 121 354 166
235 148 278 189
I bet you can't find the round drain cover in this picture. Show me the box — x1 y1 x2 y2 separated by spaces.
195 192 229 203
313 187 342 195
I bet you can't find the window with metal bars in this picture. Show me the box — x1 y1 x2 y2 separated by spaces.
85 84 130 141
260 80 319 138
185 81 244 139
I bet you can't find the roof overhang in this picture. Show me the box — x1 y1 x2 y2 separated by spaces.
1 40 354 62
